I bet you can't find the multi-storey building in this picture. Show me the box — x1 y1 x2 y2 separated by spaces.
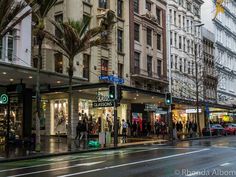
0 8 33 141
129 0 168 93
168 0 204 101
202 27 218 103
35 0 132 138
37 0 130 86
202 0 236 106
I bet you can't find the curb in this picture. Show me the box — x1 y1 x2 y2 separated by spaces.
0 140 167 163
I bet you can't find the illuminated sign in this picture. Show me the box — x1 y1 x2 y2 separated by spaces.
186 109 202 114
0 94 8 104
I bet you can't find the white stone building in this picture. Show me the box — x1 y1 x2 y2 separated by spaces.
167 0 204 100
201 0 236 105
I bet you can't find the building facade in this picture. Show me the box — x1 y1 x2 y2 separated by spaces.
129 0 168 93
202 0 236 106
168 0 204 101
202 27 218 103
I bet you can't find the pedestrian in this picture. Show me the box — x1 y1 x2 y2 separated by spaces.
132 121 137 137
75 121 82 140
147 122 151 136
122 119 128 143
161 121 166 139
155 121 160 137
80 119 88 141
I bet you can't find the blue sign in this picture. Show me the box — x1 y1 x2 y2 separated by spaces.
99 75 124 84
205 104 210 118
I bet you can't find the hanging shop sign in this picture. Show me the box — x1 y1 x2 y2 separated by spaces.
99 75 124 84
186 108 202 114
92 101 114 108
0 94 8 105
93 91 114 108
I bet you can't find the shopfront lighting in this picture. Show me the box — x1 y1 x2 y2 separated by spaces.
10 78 14 82
134 97 137 100
29 76 33 79
54 103 58 108
57 81 61 84
152 96 154 99
2 72 7 75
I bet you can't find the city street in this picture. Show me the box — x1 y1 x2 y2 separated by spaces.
0 136 236 177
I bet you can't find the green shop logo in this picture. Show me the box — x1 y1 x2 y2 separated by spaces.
0 94 8 104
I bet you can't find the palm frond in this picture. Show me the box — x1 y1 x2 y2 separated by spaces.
0 0 30 37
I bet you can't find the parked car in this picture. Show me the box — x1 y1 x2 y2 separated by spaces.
223 123 236 135
202 124 227 136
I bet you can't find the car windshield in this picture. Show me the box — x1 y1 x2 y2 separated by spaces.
211 124 222 128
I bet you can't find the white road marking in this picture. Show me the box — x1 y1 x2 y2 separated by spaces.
58 148 210 177
7 161 105 177
220 162 231 167
0 147 159 173
0 147 204 174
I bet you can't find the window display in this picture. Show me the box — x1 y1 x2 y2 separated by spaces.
54 100 68 135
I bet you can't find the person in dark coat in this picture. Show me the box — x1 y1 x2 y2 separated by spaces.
75 121 82 140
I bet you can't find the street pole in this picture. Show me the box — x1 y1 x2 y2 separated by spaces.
113 83 118 148
166 9 173 143
195 43 201 137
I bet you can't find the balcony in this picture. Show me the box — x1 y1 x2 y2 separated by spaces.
132 67 168 84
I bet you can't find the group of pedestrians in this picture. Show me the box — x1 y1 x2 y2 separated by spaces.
75 119 88 141
173 120 198 139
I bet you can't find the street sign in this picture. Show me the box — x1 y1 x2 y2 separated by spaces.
0 94 8 105
92 101 114 108
99 75 124 84
205 104 210 118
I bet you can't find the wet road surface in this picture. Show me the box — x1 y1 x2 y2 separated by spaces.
1 136 236 177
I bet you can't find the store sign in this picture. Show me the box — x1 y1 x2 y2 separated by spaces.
145 104 159 112
92 101 114 108
186 109 202 114
0 94 8 105
96 92 110 102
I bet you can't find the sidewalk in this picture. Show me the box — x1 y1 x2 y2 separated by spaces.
0 135 168 162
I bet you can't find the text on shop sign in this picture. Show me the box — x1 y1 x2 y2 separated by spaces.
92 101 114 108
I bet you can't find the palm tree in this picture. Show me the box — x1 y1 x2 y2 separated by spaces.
45 10 116 139
0 0 31 38
28 0 57 152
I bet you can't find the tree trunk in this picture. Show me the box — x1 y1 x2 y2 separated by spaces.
67 59 73 140
35 37 42 152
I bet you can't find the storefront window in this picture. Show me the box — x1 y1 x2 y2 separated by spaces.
53 99 68 135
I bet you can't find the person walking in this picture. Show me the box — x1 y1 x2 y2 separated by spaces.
132 121 137 137
80 119 88 141
75 121 82 140
122 119 128 143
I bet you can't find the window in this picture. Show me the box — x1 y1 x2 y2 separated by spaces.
54 13 63 39
179 36 182 49
118 63 123 78
156 8 161 25
157 60 162 77
184 58 186 73
157 33 161 50
174 11 176 25
171 55 173 68
134 0 139 13
174 32 177 47
134 23 140 42
188 61 190 74
170 32 173 45
147 28 152 46
183 37 186 51
0 39 2 59
54 53 63 73
117 29 123 52
33 57 42 69
117 0 123 18
179 58 182 72
7 32 14 61
187 40 190 53
101 59 108 76
192 61 194 75
99 0 107 8
134 52 140 74
175 56 178 69
146 1 152 11
147 55 152 77
187 1 191 11
178 15 181 28
83 54 90 79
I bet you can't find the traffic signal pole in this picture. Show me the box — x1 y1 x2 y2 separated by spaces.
113 83 118 148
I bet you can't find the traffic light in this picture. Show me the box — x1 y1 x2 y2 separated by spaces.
165 92 172 105
109 85 115 100
117 85 123 101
